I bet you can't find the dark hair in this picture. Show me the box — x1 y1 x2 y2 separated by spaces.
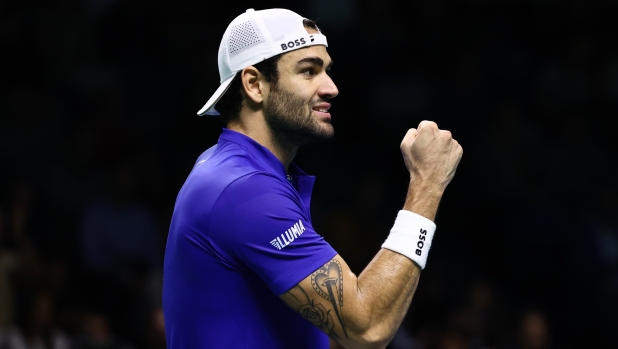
302 18 319 32
216 19 320 124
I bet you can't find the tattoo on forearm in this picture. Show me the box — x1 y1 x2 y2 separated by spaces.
282 260 348 340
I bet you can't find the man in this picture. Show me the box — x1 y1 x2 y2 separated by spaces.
163 8 462 349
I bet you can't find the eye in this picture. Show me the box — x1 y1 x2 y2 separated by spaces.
302 68 316 76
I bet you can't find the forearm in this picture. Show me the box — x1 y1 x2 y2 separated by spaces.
343 181 441 347
350 250 420 345
402 180 443 221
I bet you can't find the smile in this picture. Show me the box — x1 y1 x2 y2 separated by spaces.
311 103 331 114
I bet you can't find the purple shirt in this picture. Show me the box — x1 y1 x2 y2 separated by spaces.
163 129 337 348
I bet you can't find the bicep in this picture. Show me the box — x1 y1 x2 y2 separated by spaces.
330 338 346 349
279 254 360 343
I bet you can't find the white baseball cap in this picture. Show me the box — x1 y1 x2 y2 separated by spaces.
197 8 329 116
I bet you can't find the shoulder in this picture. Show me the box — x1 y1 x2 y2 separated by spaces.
213 172 300 220
180 142 260 200
223 171 291 197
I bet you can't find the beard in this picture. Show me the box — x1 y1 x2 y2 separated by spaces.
263 84 334 150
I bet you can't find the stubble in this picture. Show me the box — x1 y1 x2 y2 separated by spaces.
264 85 334 151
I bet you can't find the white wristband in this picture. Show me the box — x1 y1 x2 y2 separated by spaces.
382 210 436 269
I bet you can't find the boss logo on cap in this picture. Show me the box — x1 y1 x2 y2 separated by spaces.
281 38 307 51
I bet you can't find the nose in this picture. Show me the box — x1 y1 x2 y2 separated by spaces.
318 74 339 100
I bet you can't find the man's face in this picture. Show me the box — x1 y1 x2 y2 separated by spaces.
262 44 338 146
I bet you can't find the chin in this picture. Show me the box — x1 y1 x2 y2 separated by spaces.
315 124 335 140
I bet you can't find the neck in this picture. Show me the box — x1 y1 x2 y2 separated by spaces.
228 114 298 170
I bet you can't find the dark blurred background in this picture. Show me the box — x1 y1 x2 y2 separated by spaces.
1 0 617 348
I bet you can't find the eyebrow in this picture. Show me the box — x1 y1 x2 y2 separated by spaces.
297 56 334 72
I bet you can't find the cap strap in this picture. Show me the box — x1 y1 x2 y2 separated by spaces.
272 33 328 54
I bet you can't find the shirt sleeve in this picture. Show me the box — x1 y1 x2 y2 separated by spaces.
208 172 337 295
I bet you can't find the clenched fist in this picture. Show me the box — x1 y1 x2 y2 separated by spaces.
400 120 463 194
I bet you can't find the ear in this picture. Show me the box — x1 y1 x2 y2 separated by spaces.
240 66 268 106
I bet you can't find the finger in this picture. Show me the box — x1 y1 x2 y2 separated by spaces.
452 140 463 166
401 128 418 147
417 120 438 132
405 127 418 139
439 129 452 139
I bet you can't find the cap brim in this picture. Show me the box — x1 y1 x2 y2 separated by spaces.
197 74 236 116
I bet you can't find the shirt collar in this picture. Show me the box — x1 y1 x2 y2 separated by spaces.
218 128 309 179
218 128 315 210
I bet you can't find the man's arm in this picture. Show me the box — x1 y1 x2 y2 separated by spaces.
281 121 462 349
330 338 346 349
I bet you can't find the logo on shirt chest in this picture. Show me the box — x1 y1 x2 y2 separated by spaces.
270 220 306 250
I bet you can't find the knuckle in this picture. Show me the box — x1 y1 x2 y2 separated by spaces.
418 120 435 129
401 128 417 145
